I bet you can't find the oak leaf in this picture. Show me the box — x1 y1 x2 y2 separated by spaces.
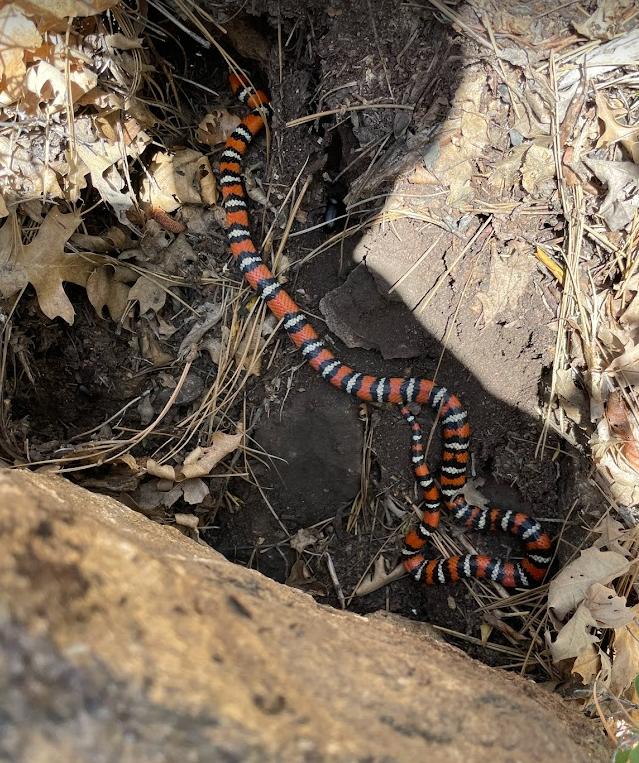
196 110 241 146
595 92 639 163
139 150 216 213
571 644 602 684
610 607 639 695
86 264 136 322
0 207 96 324
548 547 630 619
128 276 166 315
549 603 598 662
0 4 41 105
584 583 635 628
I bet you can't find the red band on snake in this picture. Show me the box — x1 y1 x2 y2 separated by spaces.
219 72 554 588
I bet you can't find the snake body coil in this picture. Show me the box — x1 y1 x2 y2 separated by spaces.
219 73 553 588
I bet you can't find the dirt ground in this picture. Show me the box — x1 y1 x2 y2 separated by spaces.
3 1 604 669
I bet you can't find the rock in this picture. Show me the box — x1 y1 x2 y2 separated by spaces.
255 381 362 525
0 469 608 763
174 372 204 405
319 264 428 359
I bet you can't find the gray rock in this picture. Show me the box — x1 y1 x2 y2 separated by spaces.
320 264 428 359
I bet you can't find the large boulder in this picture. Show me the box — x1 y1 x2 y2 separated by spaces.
0 469 608 762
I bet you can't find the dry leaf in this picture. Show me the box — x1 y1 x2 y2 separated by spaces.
103 33 144 51
137 220 173 258
243 166 271 207
202 338 223 364
86 265 135 322
161 486 183 509
71 232 116 254
235 329 265 377
64 148 89 203
146 458 176 481
549 603 599 662
595 92 639 163
605 389 639 471
353 556 406 596
619 276 639 335
75 142 133 222
584 583 636 628
0 4 41 105
423 67 489 206
0 134 66 204
156 315 178 339
497 45 530 67
555 368 589 427
593 514 630 557
572 644 601 684
0 207 96 324
285 558 314 589
548 547 631 619
72 117 150 220
175 513 199 529
512 94 551 140
290 527 322 554
137 480 187 512
600 649 613 687
181 478 209 505
137 395 154 425
573 2 613 40
606 343 639 389
24 60 97 113
140 150 216 213
138 326 173 366
177 302 225 359
557 28 639 121
118 453 139 472
460 477 490 510
598 323 629 355
18 0 119 20
475 244 535 324
196 109 241 146
593 419 639 506
583 157 639 231
128 276 166 315
134 481 165 512
224 17 271 66
177 428 243 480
407 165 438 185
143 429 242 499
486 145 528 194
159 234 197 275
521 144 555 196
610 607 639 695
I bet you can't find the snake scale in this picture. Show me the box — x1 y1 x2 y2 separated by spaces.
219 72 554 588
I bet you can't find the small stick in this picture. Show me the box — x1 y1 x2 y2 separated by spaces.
325 552 346 609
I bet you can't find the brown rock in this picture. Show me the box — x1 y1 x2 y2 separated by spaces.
0 469 608 763
319 264 428 359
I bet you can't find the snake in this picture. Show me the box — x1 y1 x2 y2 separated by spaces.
218 72 554 588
